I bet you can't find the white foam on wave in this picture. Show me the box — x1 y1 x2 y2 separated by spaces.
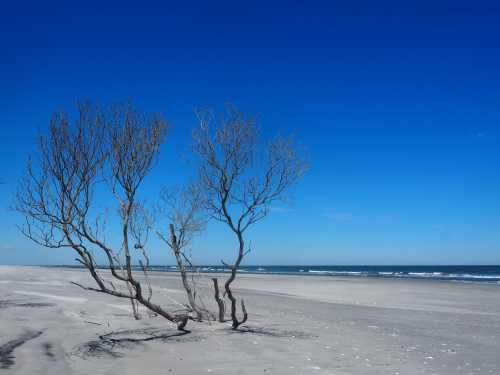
304 270 500 283
308 270 364 276
394 272 500 281
448 274 500 280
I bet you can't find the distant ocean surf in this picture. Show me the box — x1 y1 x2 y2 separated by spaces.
55 265 500 284
145 265 500 284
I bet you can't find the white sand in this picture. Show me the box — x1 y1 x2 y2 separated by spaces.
1 266 499 374
13 291 88 304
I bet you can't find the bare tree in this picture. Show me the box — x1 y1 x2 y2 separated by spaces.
14 101 189 330
192 105 308 329
156 184 215 321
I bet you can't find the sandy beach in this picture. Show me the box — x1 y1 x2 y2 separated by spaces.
0 266 499 375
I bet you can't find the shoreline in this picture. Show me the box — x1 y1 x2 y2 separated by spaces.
30 264 500 285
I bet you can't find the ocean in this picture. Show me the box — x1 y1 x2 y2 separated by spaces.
54 264 500 284
143 265 500 284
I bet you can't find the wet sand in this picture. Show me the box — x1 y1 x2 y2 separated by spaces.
0 266 499 374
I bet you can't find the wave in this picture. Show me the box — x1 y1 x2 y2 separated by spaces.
128 265 500 284
447 274 500 280
308 270 364 276
382 272 499 280
300 269 500 283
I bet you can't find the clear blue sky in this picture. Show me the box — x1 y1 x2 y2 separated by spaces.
1 0 499 265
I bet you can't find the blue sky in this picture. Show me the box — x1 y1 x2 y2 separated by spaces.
1 0 499 265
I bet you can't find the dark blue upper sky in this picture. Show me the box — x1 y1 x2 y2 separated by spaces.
1 0 499 265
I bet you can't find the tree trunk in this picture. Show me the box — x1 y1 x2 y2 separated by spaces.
137 294 188 331
211 278 225 322
169 224 202 321
224 231 247 329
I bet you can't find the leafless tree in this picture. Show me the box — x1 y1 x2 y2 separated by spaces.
192 105 308 329
156 184 215 321
14 101 189 330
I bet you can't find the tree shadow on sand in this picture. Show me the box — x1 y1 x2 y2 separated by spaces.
74 328 204 359
0 330 44 369
228 325 318 339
